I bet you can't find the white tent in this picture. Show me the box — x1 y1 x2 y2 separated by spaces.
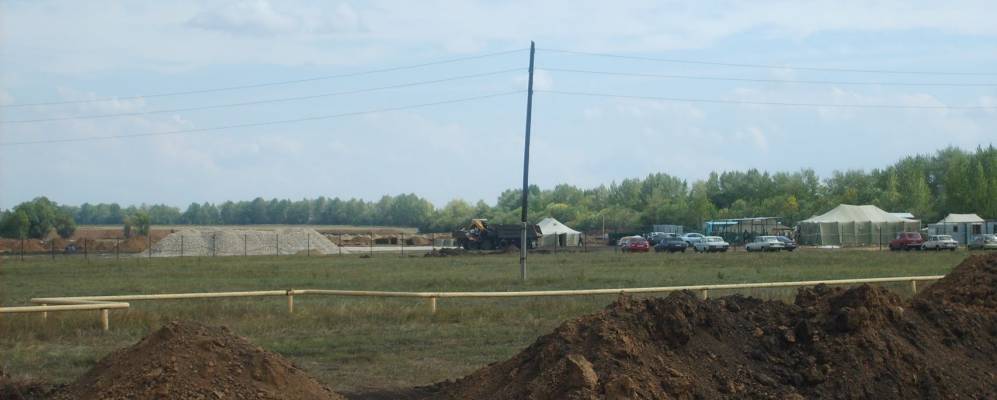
798 204 920 246
929 213 985 244
537 217 582 247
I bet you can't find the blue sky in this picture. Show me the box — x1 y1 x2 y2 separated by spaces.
1 0 995 209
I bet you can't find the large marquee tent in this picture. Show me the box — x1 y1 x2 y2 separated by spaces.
798 204 920 246
537 217 582 247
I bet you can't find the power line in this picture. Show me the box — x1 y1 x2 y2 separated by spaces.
1 49 526 109
544 67 997 87
540 48 997 76
536 89 997 110
0 91 522 147
3 68 523 124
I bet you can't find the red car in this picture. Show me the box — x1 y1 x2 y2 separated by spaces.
889 232 924 251
619 236 650 253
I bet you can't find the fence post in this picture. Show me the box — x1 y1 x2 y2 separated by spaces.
276 233 279 256
306 233 310 257
244 234 248 257
428 297 437 314
431 233 436 251
100 309 109 331
700 289 709 300
910 280 918 295
212 233 217 257
338 233 343 255
148 234 152 259
401 233 404 255
84 239 88 261
180 235 184 258
369 232 373 256
115 238 120 261
20 238 24 261
41 304 47 321
287 289 295 313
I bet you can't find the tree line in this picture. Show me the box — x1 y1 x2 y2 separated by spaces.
2 146 994 239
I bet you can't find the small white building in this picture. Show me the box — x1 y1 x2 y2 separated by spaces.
928 213 985 244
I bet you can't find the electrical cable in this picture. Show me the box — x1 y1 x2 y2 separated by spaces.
539 48 997 76
0 91 523 146
3 68 523 124
536 89 997 110
543 67 997 87
1 49 526 108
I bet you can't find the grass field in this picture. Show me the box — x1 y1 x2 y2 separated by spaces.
0 248 969 393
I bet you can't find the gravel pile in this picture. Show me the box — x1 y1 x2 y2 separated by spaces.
152 228 345 257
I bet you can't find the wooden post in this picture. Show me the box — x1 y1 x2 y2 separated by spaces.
432 233 436 251
100 309 109 331
428 297 437 314
369 232 373 256
41 304 47 320
700 289 709 300
287 290 295 313
910 280 918 295
84 239 88 261
180 235 184 258
401 233 404 255
338 233 343 255
306 233 310 257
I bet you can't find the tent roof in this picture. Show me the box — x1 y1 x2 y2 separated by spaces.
801 204 916 224
537 217 580 235
889 212 915 219
935 213 984 224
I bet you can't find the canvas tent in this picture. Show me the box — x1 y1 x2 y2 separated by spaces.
537 217 582 247
798 204 920 246
928 213 985 244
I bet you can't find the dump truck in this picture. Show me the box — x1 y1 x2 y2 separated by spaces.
453 219 540 250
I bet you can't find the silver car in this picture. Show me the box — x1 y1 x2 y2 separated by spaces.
694 236 730 252
746 236 785 252
921 235 958 251
968 234 997 250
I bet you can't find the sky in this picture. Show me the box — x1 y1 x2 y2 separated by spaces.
1 0 996 209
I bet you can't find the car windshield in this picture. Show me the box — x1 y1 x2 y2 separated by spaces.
705 237 722 242
983 235 997 241
936 235 953 240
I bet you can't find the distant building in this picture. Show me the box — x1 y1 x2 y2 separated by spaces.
704 217 788 243
928 214 985 244
651 224 684 235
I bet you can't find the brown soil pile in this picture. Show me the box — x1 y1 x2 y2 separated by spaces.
432 254 997 399
0 368 50 400
53 321 344 400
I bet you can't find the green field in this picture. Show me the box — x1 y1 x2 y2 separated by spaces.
0 249 968 393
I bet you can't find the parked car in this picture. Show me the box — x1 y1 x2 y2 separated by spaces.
619 236 650 253
921 235 958 251
647 232 679 245
775 236 797 251
693 236 729 252
745 236 785 252
681 233 705 247
889 232 924 251
654 237 688 253
968 234 997 250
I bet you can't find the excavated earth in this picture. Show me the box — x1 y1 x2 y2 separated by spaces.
429 253 997 399
51 321 343 400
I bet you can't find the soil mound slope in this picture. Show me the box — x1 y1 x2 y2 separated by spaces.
53 321 343 400
433 254 997 399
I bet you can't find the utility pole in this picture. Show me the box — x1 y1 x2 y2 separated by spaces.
520 41 536 281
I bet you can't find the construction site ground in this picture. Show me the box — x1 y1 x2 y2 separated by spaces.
0 249 987 398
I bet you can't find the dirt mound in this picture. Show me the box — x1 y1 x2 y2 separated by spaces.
432 254 997 399
53 321 343 400
0 368 50 400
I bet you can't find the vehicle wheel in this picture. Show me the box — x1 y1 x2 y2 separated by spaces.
681 249 686 253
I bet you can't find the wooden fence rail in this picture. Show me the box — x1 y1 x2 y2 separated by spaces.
1 275 944 331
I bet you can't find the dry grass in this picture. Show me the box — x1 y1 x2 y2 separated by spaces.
0 248 967 392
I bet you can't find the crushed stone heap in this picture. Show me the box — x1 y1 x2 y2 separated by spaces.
432 253 997 399
53 321 344 400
